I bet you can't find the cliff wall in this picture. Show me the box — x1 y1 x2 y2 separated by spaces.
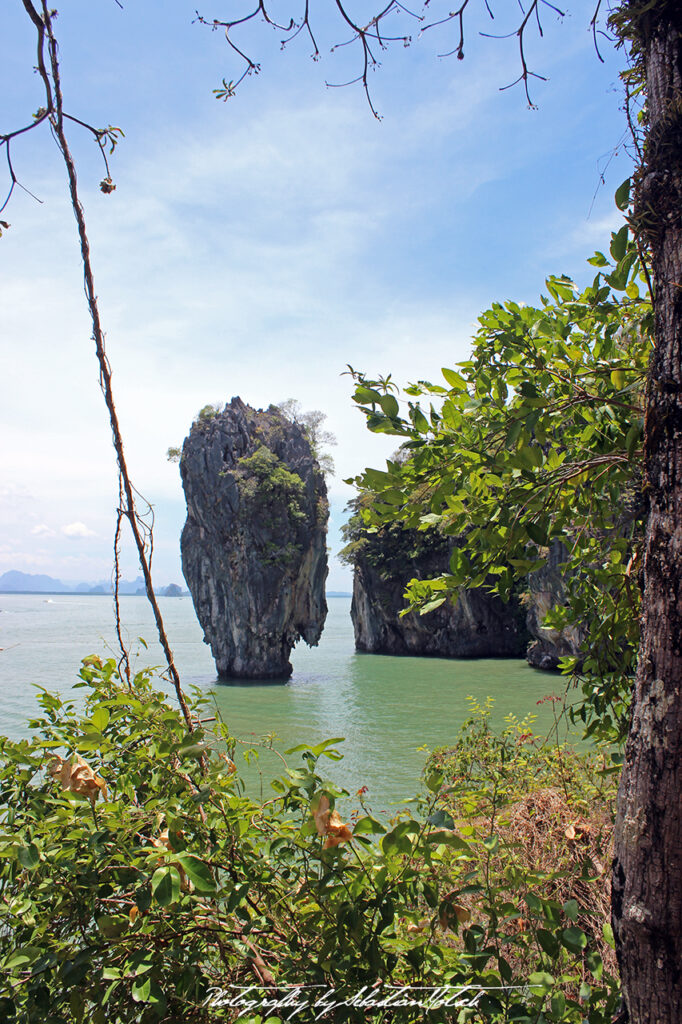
525 541 583 670
348 525 530 658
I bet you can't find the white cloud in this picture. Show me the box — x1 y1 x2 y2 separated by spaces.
61 522 97 539
30 524 56 537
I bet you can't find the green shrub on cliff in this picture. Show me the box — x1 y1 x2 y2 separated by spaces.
235 444 307 527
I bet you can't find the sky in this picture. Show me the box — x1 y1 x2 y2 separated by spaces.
0 0 633 592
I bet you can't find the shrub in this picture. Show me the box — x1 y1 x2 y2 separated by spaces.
425 699 619 1001
0 664 619 1023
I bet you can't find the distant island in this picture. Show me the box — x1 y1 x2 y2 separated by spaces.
0 571 188 597
0 570 350 599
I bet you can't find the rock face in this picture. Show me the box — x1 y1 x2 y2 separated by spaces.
348 525 529 658
525 541 583 671
180 398 328 679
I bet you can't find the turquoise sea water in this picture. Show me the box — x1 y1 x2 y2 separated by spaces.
0 594 570 812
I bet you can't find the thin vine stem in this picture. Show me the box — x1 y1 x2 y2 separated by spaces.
19 0 194 732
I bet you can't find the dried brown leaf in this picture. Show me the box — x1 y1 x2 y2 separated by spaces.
323 810 353 849
49 754 107 807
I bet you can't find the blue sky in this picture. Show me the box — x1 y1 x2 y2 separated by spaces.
1 0 632 590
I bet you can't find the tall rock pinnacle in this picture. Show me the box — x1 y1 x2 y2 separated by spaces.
180 397 329 678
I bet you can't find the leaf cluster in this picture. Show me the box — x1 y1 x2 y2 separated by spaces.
235 444 308 528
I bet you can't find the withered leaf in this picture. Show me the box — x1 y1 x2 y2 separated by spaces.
323 810 353 849
49 754 107 808
311 795 352 848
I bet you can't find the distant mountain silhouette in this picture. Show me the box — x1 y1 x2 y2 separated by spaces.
0 570 187 595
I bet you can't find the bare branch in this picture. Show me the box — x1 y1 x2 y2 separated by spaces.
199 0 570 112
590 0 606 63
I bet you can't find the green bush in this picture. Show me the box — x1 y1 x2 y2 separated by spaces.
0 663 619 1023
235 445 307 526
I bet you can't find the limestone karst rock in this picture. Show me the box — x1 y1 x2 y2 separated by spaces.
179 398 328 679
345 522 530 658
524 541 583 671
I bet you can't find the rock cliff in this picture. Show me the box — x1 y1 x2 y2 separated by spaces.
525 541 583 670
345 521 530 658
179 398 328 679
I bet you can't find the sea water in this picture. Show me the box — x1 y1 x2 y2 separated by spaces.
0 594 570 811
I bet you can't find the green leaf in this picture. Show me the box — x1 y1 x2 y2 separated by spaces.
17 843 40 871
353 816 386 836
4 946 42 972
610 225 628 263
525 521 547 545
379 394 399 418
518 445 542 470
310 737 345 756
131 976 151 1003
536 928 560 958
151 866 182 907
175 854 216 893
550 992 566 1017
615 178 631 211
363 467 395 490
563 898 579 921
528 971 555 995
602 921 615 949
428 809 455 830
586 949 603 980
442 367 467 391
561 925 588 953
381 822 418 855
90 706 110 732
505 419 523 448
427 831 471 851
626 423 641 457
190 785 212 804
410 406 430 433
354 385 382 405
178 741 208 758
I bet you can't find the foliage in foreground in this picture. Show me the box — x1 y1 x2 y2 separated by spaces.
346 211 651 743
0 661 620 1023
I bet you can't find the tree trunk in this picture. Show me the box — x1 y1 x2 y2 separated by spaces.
612 5 682 1021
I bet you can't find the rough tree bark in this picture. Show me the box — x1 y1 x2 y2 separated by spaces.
612 4 682 1021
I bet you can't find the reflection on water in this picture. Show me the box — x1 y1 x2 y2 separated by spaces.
0 594 568 810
